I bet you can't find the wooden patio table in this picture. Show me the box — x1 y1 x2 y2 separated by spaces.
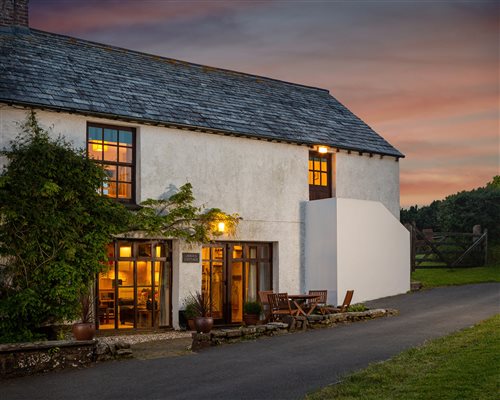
288 294 320 316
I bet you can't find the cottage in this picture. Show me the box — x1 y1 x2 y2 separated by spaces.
0 0 410 330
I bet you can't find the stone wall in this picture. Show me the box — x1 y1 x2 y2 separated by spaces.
0 340 96 379
192 309 398 350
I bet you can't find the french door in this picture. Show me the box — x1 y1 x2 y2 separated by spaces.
97 240 172 330
202 243 272 324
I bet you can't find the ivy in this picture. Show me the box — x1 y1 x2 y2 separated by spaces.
0 111 130 343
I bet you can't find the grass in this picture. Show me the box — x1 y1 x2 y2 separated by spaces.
306 315 500 400
411 265 500 288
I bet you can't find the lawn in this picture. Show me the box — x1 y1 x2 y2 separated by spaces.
411 265 500 288
306 315 500 400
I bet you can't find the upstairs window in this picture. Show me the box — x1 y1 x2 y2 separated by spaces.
309 151 332 200
87 123 135 203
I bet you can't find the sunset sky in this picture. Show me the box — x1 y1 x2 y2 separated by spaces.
29 0 499 207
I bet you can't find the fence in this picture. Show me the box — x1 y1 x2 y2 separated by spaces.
406 224 488 270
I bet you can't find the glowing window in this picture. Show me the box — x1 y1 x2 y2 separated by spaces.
87 123 135 202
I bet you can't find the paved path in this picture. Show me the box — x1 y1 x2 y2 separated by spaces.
3 283 499 400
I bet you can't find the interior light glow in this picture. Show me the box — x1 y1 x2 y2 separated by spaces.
119 246 132 257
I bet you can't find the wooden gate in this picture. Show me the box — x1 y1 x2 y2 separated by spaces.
407 224 488 270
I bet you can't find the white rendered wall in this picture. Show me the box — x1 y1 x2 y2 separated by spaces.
335 152 400 219
304 199 338 303
305 198 410 305
0 106 308 327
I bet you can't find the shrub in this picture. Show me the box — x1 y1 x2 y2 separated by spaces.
243 301 263 315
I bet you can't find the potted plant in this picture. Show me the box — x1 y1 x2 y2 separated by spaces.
183 297 198 331
72 289 96 341
190 291 213 333
243 301 262 326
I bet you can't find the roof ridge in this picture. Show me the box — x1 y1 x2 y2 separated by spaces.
28 28 329 93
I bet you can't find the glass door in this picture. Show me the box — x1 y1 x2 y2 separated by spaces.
202 242 273 325
97 240 171 330
202 246 225 322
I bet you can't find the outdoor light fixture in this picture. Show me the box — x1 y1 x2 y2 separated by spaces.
218 222 225 233
318 146 328 154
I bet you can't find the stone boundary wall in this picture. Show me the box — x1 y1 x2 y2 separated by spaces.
192 308 398 350
0 340 96 379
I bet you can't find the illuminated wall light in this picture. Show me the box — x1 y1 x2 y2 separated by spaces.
218 222 225 233
119 246 132 257
318 146 328 154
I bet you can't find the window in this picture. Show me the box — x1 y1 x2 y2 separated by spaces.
309 151 332 200
87 123 135 202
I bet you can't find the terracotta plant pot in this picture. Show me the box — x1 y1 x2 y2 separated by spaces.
194 316 214 333
243 313 260 326
187 318 196 331
72 322 96 341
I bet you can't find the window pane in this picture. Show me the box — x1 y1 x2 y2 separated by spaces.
202 247 210 260
308 160 313 170
104 129 118 143
321 160 327 171
88 142 102 160
138 243 152 258
118 287 134 329
118 183 132 199
213 247 224 260
103 145 118 162
155 244 165 258
118 166 131 182
321 173 327 186
118 147 132 163
119 130 133 145
103 181 117 197
314 160 320 171
233 245 243 259
259 245 270 260
137 261 152 286
313 172 320 185
309 171 313 185
249 247 257 259
88 126 102 141
104 165 117 180
259 262 272 291
118 243 133 258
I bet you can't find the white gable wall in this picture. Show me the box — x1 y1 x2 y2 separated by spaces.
335 152 400 219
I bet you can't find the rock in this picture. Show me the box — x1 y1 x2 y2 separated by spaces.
211 330 227 338
116 349 133 357
225 329 242 338
241 327 257 335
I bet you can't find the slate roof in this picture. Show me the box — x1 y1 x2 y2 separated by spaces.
0 29 403 157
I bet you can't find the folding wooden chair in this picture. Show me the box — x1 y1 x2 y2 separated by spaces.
268 293 298 322
330 290 354 313
307 290 329 315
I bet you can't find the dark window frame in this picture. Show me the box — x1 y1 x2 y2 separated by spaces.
308 151 332 200
86 122 136 204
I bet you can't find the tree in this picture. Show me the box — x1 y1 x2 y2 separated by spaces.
0 111 130 343
401 176 500 242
